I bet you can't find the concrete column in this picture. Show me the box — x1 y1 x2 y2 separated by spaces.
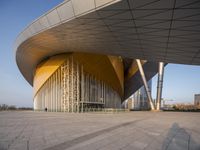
156 62 164 110
136 59 155 110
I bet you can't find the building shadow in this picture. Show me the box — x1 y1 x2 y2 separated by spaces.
162 123 200 150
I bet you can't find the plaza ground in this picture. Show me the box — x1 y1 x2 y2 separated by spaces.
0 111 200 150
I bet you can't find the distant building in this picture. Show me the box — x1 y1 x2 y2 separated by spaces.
123 80 151 110
194 94 200 106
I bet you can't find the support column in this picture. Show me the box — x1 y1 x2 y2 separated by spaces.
136 59 155 110
77 63 80 113
72 57 74 113
156 62 164 110
67 60 70 112
81 65 84 113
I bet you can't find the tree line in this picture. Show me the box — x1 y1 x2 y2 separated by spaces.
0 104 33 111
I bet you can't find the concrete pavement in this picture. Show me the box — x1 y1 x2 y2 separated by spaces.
0 111 200 150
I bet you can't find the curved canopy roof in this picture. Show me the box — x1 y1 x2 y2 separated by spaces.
15 0 200 85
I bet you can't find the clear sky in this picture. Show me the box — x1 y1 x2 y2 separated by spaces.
0 0 199 107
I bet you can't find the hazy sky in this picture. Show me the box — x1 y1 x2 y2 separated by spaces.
0 0 199 107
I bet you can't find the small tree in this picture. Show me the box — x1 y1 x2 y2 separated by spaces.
8 105 16 110
0 104 9 110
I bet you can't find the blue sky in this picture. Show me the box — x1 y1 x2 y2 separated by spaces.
0 0 199 107
152 64 200 104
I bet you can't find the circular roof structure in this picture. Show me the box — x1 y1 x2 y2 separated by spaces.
15 0 200 85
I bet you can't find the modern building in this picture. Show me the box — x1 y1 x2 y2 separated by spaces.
15 0 200 112
194 94 200 106
132 80 152 110
123 80 151 110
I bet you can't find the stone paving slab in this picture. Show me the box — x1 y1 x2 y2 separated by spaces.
0 111 200 150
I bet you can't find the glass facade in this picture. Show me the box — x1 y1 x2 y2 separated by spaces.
194 94 200 106
123 80 151 110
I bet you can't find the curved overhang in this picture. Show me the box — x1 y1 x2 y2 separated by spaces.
15 0 122 86
33 54 70 95
34 53 124 97
15 0 200 87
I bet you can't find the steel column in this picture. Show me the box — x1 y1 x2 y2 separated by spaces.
136 59 155 110
156 62 164 110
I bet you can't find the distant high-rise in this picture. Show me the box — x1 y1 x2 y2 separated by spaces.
194 94 200 106
123 80 151 110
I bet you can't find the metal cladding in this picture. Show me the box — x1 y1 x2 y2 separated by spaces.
124 61 159 100
136 59 155 110
156 62 165 110
15 0 200 111
15 0 200 86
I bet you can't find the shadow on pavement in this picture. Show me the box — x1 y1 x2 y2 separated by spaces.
162 123 200 150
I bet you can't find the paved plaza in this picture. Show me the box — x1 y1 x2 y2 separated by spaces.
0 111 200 150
